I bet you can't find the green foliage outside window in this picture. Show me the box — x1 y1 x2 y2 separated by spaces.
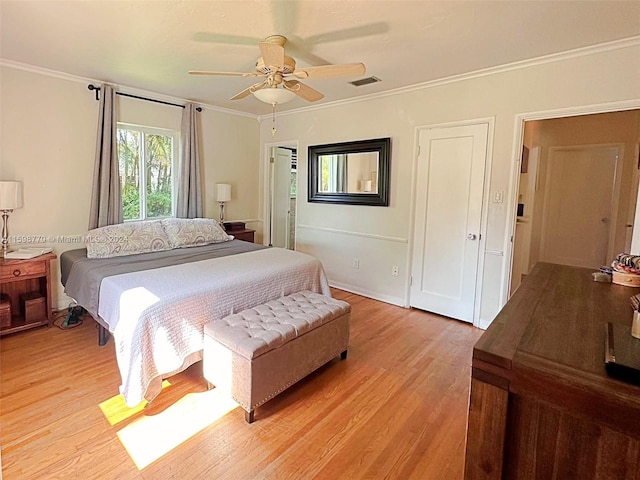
145 134 173 218
117 126 175 220
118 129 141 220
320 157 330 192
290 171 297 197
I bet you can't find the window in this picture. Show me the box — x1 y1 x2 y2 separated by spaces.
117 123 178 221
319 154 347 193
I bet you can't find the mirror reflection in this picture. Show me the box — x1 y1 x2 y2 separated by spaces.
318 152 379 194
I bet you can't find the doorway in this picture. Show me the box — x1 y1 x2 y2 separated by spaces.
410 121 490 324
268 144 297 249
509 109 640 295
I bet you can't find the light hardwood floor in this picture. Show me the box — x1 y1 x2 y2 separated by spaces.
0 289 483 479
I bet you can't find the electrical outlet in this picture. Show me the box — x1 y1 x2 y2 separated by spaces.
353 258 360 269
392 265 399 276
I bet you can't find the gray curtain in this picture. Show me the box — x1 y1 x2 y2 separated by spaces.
88 84 122 229
176 103 203 218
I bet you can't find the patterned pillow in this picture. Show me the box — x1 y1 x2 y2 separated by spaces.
86 219 172 259
161 218 232 249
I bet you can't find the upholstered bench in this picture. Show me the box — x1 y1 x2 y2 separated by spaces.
203 291 350 423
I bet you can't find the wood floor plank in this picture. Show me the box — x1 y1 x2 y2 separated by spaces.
1 289 482 479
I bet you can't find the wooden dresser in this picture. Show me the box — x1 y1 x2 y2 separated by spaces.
464 263 640 480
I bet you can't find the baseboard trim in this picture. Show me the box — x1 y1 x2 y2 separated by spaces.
329 281 406 307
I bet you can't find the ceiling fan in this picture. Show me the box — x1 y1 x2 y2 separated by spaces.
189 35 366 104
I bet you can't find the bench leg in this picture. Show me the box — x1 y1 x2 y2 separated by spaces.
245 409 255 424
341 350 348 360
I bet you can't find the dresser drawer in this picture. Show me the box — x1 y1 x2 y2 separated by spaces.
0 261 46 280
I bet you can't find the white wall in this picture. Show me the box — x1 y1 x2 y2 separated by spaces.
0 65 260 309
258 42 640 327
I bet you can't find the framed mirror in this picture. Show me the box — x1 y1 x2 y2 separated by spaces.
308 137 390 206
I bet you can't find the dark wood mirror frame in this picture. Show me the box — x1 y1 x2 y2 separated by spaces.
308 137 390 206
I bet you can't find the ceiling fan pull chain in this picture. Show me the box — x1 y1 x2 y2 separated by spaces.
271 102 277 137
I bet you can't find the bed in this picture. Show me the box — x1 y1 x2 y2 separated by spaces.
60 236 330 407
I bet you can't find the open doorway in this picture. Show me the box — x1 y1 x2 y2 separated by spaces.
267 143 297 249
510 109 640 295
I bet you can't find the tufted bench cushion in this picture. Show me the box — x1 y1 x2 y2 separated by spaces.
203 291 350 423
206 291 350 360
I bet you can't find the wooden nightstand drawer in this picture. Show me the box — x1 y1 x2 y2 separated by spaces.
0 260 46 280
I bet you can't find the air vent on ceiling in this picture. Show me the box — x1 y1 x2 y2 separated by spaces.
349 76 381 87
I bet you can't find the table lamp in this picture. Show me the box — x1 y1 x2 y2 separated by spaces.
0 181 24 255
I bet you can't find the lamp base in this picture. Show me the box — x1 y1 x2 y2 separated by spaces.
218 202 226 226
1 209 13 256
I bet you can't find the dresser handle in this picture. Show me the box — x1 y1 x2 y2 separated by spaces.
12 269 21 277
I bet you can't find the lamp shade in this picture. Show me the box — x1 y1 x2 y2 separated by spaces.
253 87 296 105
216 183 232 202
0 181 23 210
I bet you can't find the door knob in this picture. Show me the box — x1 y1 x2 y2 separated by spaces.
467 233 477 240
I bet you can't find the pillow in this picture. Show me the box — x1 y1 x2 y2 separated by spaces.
161 218 232 249
86 219 172 259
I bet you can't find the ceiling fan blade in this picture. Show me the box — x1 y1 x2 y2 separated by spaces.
284 80 324 102
258 41 285 70
189 70 261 77
291 62 366 79
230 81 267 100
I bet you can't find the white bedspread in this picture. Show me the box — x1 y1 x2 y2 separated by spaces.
97 247 330 407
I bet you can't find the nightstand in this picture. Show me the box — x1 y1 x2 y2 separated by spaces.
223 222 255 243
229 228 255 243
0 252 56 336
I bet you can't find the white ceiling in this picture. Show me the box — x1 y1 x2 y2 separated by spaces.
1 1 639 116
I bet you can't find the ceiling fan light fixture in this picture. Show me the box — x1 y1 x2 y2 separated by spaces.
253 87 296 105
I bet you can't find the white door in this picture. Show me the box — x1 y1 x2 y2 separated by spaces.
410 123 488 323
271 147 292 248
540 146 620 269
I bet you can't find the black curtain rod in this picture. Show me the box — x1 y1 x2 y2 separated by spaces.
87 84 202 112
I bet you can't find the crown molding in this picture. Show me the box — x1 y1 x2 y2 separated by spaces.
0 58 259 120
3 33 638 123
265 35 640 120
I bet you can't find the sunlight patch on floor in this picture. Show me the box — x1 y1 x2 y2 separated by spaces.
99 380 172 426
116 388 238 470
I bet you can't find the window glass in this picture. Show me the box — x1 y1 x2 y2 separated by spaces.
145 133 173 218
117 124 178 221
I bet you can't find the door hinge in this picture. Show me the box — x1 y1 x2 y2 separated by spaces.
409 276 413 286
270 157 275 164
417 145 421 157
510 235 513 243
